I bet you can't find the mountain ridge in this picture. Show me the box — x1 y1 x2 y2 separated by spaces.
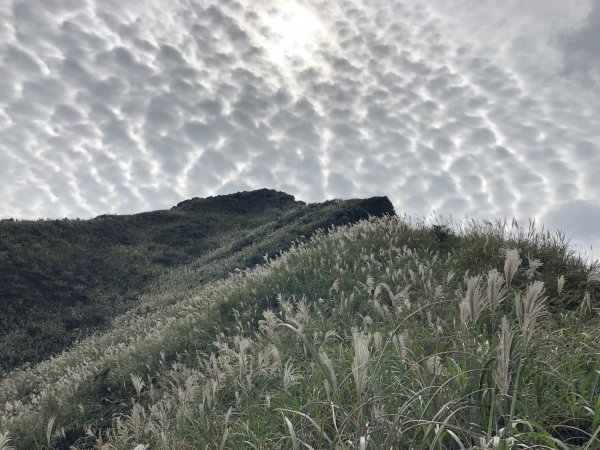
0 190 394 371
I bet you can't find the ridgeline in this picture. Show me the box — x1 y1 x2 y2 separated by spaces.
0 189 394 370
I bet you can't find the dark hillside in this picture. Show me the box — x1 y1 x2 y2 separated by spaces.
0 190 394 371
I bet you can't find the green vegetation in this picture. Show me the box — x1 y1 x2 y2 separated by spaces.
1 197 599 449
0 189 394 371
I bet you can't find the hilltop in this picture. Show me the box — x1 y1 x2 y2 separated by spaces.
0 189 394 370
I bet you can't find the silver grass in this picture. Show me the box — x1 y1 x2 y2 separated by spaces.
365 275 375 296
494 317 512 396
587 271 600 283
283 359 301 393
460 276 486 326
515 281 547 347
258 309 279 336
46 415 56 447
526 255 543 280
487 269 506 312
219 408 232 450
433 285 445 302
278 296 294 321
372 298 391 322
324 330 341 344
581 291 591 315
295 296 311 327
329 279 340 296
375 282 395 303
392 332 408 362
127 403 147 437
373 331 383 354
557 275 566 295
504 248 521 289
352 331 370 398
130 374 145 397
258 344 281 375
234 337 252 382
370 403 387 424
360 435 367 450
0 432 14 450
434 316 444 338
425 355 444 376
388 286 410 317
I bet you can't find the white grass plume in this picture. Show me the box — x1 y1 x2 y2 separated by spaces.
283 359 301 393
526 255 543 280
46 415 56 447
487 269 506 313
392 332 408 362
352 331 370 399
460 276 486 326
515 281 547 348
557 275 566 294
503 248 521 289
130 374 145 397
425 355 444 376
494 317 512 396
258 309 279 336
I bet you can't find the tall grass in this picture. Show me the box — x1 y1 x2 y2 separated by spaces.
0 215 598 448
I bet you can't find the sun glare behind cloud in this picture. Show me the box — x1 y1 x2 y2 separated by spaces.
266 2 321 63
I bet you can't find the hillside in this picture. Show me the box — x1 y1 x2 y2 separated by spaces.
0 190 394 371
0 207 598 448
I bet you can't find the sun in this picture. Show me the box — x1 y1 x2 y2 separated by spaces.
266 3 321 63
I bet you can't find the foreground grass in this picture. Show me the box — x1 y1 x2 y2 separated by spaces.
1 215 599 449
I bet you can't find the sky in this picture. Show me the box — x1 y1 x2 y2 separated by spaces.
0 0 599 258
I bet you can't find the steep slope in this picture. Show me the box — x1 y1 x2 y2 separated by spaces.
0 190 394 370
0 214 598 449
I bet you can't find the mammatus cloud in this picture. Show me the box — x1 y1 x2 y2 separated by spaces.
0 0 599 258
558 0 600 87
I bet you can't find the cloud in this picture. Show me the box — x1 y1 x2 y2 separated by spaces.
558 0 600 86
0 0 599 259
327 172 355 198
543 199 600 259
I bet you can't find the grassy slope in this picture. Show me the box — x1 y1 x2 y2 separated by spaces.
0 196 394 447
1 214 599 449
0 189 393 371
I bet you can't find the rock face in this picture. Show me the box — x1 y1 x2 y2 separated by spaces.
358 196 396 217
325 196 396 228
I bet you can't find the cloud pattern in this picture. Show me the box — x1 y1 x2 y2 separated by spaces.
0 0 599 256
